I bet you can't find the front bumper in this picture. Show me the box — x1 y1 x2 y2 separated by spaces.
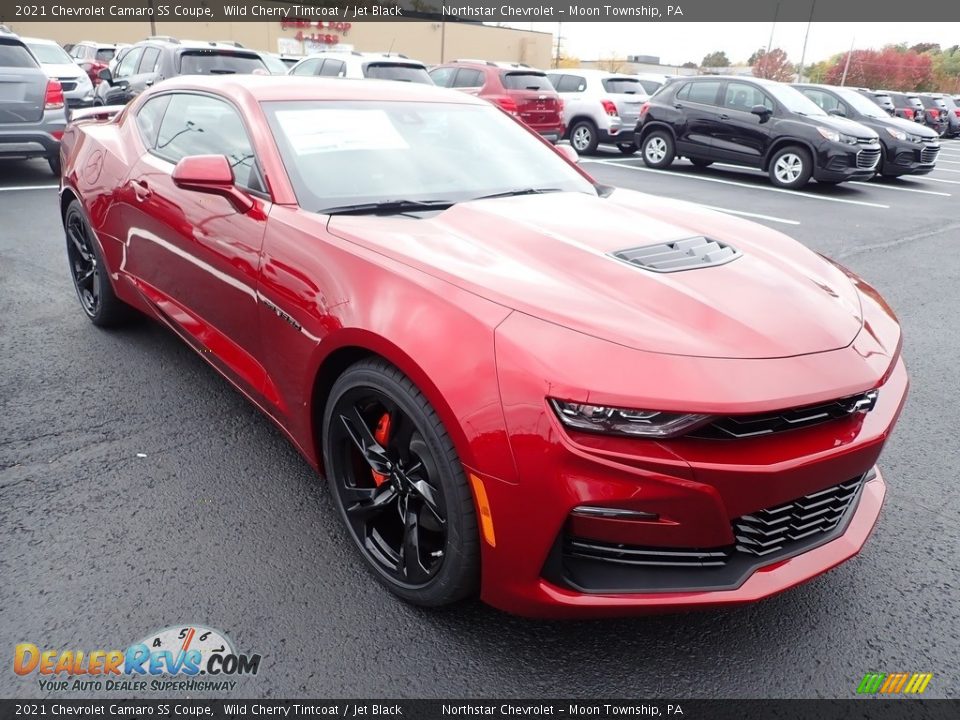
814 141 882 182
880 140 941 176
474 273 906 617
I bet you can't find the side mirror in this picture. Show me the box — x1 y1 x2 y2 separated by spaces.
555 143 580 164
172 155 253 213
750 104 773 122
827 108 846 117
97 67 113 84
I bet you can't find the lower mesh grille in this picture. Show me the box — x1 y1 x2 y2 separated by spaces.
556 473 869 592
733 475 865 557
920 147 940 164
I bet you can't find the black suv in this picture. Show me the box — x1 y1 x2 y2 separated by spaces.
93 37 269 106
857 89 896 116
795 84 941 178
635 76 881 188
919 94 959 138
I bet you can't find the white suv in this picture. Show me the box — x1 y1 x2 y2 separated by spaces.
546 69 649 154
287 51 432 84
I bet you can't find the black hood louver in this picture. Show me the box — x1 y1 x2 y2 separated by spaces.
611 236 741 273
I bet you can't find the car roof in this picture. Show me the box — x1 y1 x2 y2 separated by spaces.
550 68 636 79
152 74 484 104
20 36 60 45
302 51 425 65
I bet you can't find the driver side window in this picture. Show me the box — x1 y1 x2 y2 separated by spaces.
724 82 773 112
115 47 143 79
154 93 265 194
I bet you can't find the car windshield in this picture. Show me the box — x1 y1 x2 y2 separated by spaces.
178 51 267 75
263 100 596 213
765 83 827 116
363 63 433 84
835 88 889 119
602 77 644 95
0 41 39 68
26 42 73 64
502 72 553 91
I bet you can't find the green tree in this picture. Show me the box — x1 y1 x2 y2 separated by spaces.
701 51 730 68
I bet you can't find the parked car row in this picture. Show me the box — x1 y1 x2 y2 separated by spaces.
634 75 944 189
856 87 960 138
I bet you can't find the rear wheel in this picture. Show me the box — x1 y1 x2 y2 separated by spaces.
569 120 599 155
64 199 131 327
768 146 813 189
323 358 480 607
48 154 61 177
641 130 675 169
617 142 638 155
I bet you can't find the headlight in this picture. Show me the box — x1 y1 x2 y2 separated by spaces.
549 399 711 438
816 127 858 144
884 127 907 141
907 134 924 144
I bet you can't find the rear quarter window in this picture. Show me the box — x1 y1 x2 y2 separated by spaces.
0 42 40 68
95 48 116 62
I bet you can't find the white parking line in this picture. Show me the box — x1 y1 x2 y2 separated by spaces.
932 167 960 173
586 159 890 209
936 158 960 164
911 176 960 185
697 204 800 226
847 181 951 197
0 185 58 192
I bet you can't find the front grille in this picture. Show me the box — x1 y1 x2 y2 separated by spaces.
734 476 865 557
690 389 878 439
611 236 741 273
552 473 870 593
857 148 882 169
921 146 940 164
566 539 732 568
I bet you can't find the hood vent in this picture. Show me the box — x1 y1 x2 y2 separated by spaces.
611 236 741 273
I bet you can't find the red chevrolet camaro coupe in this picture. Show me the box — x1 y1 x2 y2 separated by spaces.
59 76 907 618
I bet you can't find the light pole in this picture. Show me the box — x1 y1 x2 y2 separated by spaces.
795 0 817 83
554 21 562 69
840 35 856 86
766 1 781 54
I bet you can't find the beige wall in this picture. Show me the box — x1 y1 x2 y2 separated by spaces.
6 20 553 68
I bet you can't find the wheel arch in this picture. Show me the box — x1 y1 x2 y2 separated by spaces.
763 138 817 171
638 121 677 144
565 114 598 137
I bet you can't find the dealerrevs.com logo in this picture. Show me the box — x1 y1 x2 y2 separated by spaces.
14 625 262 693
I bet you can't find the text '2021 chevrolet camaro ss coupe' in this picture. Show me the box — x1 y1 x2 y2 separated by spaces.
59 77 907 618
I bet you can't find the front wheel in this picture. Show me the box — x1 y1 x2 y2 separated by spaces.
768 146 813 189
323 358 480 607
641 130 675 169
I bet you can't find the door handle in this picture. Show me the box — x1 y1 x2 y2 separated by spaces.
719 113 730 120
131 179 151 202
674 103 684 109
144 79 154 87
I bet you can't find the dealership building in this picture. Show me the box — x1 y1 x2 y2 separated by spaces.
5 20 554 68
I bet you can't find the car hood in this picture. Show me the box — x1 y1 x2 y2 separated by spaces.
814 114 879 140
881 115 940 138
327 190 864 359
40 62 88 82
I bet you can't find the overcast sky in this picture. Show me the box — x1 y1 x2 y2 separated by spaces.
511 22 960 66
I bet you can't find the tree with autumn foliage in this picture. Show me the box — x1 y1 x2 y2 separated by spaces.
752 48 795 82
823 46 933 91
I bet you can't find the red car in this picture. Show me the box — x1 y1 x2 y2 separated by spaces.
60 77 907 618
428 60 565 143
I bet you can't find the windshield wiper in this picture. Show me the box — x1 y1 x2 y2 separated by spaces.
322 199 455 216
470 187 564 201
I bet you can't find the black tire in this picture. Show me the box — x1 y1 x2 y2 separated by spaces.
569 119 599 155
768 145 813 189
641 130 675 169
617 142 638 155
64 199 131 327
689 158 714 169
322 358 480 607
48 154 61 177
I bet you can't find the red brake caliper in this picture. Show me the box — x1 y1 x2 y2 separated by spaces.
371 413 392 487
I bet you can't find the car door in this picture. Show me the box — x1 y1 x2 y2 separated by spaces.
120 91 272 399
105 46 143 105
711 81 775 167
672 79 723 157
451 67 484 96
124 45 161 99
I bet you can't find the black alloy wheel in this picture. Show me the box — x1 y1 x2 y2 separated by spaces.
64 199 130 327
323 359 479 606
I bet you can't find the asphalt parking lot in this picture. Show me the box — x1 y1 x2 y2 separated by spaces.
2 142 959 699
